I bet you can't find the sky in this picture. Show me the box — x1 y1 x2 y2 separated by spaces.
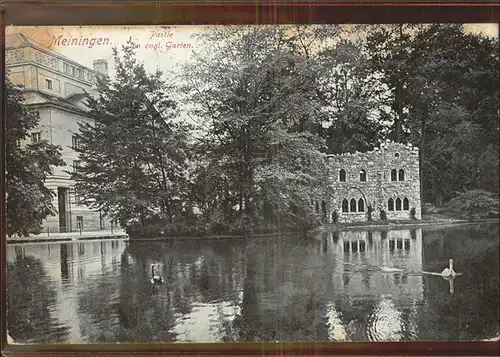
6 24 499 81
8 25 207 80
6 24 498 132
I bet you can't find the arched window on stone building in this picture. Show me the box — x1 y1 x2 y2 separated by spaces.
399 169 405 181
396 197 402 211
350 199 357 212
342 199 349 212
388 198 394 211
360 169 367 182
403 197 409 210
339 169 346 182
391 169 397 181
358 198 365 212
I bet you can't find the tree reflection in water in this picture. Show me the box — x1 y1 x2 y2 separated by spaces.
228 236 332 342
419 224 500 340
118 240 247 342
5 224 499 343
7 248 69 343
77 248 177 342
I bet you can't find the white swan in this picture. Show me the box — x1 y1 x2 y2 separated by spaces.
421 258 462 278
420 258 461 294
150 264 164 285
441 258 457 277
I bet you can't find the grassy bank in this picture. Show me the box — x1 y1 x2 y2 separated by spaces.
10 215 497 245
6 234 129 245
127 231 304 242
318 214 499 232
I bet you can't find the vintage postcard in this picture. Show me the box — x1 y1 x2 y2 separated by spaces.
4 24 499 344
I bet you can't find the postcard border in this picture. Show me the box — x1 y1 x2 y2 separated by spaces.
1 1 500 25
1 1 500 356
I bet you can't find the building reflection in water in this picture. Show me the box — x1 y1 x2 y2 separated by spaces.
6 231 427 343
321 228 423 341
60 243 69 282
7 224 497 343
7 240 129 343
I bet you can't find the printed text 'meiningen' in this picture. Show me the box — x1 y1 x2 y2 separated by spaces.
51 36 111 48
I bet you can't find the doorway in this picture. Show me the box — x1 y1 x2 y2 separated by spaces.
58 187 69 233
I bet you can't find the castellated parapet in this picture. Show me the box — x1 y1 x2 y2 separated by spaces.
319 140 422 223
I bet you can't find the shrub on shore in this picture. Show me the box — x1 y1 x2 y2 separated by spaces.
422 202 442 214
125 213 320 239
410 207 417 219
445 190 499 220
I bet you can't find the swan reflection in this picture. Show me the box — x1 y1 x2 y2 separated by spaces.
422 258 462 295
442 276 456 294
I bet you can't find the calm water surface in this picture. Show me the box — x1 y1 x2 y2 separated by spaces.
6 223 499 343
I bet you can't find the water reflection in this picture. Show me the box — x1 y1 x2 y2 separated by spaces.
7 248 69 343
60 243 69 282
5 223 500 343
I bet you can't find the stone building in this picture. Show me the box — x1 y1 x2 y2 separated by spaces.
320 140 422 223
6 33 113 233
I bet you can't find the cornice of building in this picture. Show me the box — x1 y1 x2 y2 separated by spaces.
25 89 93 117
6 33 105 83
7 59 97 87
30 102 91 117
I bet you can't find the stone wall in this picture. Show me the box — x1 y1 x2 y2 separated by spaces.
322 140 422 223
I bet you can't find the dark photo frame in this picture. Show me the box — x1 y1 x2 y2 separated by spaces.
1 1 499 357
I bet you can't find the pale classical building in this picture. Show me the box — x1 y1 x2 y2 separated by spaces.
6 33 111 233
318 140 422 223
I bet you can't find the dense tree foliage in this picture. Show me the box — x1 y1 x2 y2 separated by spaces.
445 190 499 220
316 40 387 153
361 24 420 143
182 26 328 234
5 78 65 237
362 24 499 205
406 25 499 205
72 40 191 235
39 24 498 237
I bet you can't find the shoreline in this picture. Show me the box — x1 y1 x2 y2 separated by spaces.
128 218 498 241
124 231 302 242
6 218 498 245
6 234 129 245
318 218 500 232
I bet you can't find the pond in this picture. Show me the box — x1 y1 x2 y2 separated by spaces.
6 222 499 343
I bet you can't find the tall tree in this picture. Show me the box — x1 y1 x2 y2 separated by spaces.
73 40 191 233
405 24 499 204
363 24 499 205
182 26 327 233
5 78 65 237
362 24 421 143
316 39 387 154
